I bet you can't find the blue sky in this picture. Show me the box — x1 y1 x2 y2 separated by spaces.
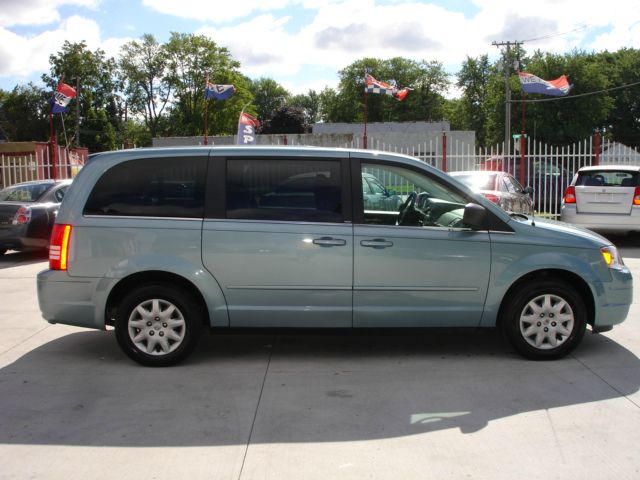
0 0 638 96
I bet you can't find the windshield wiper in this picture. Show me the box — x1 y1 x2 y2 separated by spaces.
509 212 530 221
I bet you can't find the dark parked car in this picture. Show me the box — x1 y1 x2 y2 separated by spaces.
449 170 533 214
0 179 72 255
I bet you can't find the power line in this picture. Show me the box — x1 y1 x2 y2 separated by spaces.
511 80 640 103
519 23 590 43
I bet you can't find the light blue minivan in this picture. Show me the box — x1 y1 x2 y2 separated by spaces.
37 147 633 366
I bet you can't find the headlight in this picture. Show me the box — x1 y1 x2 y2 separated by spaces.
601 246 624 270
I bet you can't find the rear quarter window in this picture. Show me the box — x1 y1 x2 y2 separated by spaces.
83 156 206 218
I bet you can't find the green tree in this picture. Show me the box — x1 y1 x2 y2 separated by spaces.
599 48 640 147
442 97 466 132
260 105 309 134
520 50 611 145
456 55 492 145
331 57 450 123
120 119 153 148
43 40 121 151
164 32 253 136
405 59 450 121
118 34 171 139
249 78 290 123
0 83 49 141
290 89 321 124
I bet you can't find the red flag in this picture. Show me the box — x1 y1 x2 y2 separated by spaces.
51 82 77 114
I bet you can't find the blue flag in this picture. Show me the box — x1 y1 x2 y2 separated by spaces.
205 82 235 101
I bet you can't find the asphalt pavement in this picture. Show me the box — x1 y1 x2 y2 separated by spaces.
1 236 639 480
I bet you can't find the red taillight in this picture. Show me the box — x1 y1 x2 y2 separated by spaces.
564 186 576 204
12 206 31 225
634 187 640 206
49 224 72 270
482 193 499 204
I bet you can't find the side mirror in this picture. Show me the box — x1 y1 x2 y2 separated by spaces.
386 189 397 197
524 186 534 195
463 203 487 230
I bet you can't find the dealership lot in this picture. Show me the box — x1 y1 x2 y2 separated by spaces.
1 237 639 480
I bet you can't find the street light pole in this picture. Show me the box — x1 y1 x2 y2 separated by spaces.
492 40 522 156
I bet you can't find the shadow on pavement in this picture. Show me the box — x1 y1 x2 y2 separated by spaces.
0 249 48 269
1 328 638 447
605 234 640 259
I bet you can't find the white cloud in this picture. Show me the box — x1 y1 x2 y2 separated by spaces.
282 76 339 95
0 15 100 77
195 0 639 90
587 17 640 52
1 0 638 94
0 0 99 27
142 0 298 23
197 2 479 81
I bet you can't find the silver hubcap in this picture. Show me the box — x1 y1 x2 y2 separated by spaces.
519 294 574 350
128 299 186 355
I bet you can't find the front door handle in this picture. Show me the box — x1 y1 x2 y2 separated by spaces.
313 237 347 247
360 238 394 249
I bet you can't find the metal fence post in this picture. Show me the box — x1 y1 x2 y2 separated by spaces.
442 132 447 172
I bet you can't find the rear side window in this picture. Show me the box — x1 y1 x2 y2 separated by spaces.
226 158 343 222
84 157 206 218
0 182 51 202
576 170 638 187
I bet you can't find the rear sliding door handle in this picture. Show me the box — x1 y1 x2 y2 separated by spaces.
312 237 347 247
360 239 394 249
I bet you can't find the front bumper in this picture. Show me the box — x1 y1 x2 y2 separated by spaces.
592 266 633 330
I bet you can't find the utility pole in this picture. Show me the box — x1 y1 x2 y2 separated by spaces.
492 40 523 155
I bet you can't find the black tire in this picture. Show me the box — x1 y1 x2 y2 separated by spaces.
115 284 202 366
502 279 587 360
0 248 6 256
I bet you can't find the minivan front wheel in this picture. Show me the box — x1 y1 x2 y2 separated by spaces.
115 284 202 366
503 280 587 360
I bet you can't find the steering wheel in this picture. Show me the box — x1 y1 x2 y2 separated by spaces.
397 191 417 225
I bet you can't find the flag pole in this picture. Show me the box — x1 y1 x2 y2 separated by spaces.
49 110 57 180
203 74 209 145
519 92 526 186
363 68 368 150
50 77 63 180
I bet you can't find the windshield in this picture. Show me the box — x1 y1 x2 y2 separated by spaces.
452 173 496 191
0 183 51 202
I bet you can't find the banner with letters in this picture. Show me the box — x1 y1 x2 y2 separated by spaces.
518 72 572 96
237 112 260 145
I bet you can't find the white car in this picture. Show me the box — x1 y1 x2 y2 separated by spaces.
561 165 640 233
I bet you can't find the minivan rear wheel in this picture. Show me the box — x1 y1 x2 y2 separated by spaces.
503 280 587 360
115 284 202 366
